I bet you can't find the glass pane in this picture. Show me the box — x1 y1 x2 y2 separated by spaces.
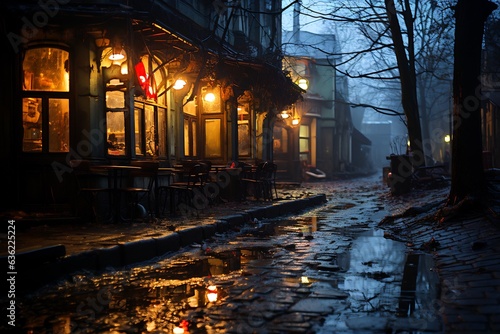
238 120 250 156
299 124 309 138
48 99 69 152
205 118 221 157
107 111 125 156
202 86 221 113
106 91 125 109
299 138 309 153
145 105 155 156
273 127 288 154
184 119 190 156
23 48 69 92
158 108 167 157
184 99 197 116
22 97 43 152
134 108 143 155
192 121 197 156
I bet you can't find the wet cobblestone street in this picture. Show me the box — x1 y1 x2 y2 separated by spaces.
8 175 453 333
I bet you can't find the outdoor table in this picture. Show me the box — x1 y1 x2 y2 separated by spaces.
91 164 141 223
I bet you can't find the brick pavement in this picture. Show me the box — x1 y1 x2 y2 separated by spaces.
379 186 500 333
3 175 500 333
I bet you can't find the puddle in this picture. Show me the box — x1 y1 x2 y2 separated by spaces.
10 217 440 333
319 229 441 333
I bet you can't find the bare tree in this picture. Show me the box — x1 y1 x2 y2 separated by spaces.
284 0 455 168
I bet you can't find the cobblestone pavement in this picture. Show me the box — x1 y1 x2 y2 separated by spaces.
2 174 500 333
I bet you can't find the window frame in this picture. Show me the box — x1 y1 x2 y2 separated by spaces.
20 46 71 154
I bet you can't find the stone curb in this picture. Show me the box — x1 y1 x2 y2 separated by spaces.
13 195 327 293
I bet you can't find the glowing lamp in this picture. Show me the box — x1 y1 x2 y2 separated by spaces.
109 47 126 61
204 92 216 102
298 78 308 90
207 285 218 302
173 79 187 90
280 110 290 119
444 134 451 143
292 117 300 126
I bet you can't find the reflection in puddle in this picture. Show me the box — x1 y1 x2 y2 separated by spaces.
321 229 440 333
14 216 440 334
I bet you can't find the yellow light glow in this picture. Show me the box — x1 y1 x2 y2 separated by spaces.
109 48 126 61
120 62 128 75
173 327 184 334
280 110 290 119
207 285 218 302
444 134 451 143
173 79 186 90
298 78 308 90
292 118 300 125
204 92 216 102
301 276 310 284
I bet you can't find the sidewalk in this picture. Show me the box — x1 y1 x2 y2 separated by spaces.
1 183 328 294
379 185 500 333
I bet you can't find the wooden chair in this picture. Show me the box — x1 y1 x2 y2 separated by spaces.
159 163 208 216
118 160 159 221
69 160 112 222
240 162 266 200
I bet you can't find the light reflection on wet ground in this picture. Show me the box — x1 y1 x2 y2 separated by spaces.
12 179 441 333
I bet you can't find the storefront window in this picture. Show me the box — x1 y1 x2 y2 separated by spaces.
134 106 143 155
22 47 70 153
184 119 190 156
299 124 310 163
205 118 222 157
202 86 221 113
23 48 69 92
145 105 156 156
107 111 125 156
158 108 167 157
48 99 69 152
22 98 42 152
273 126 288 155
237 104 251 157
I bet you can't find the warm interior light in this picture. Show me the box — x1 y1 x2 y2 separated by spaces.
298 78 308 90
206 285 218 302
120 62 128 75
173 326 184 334
444 134 451 143
109 46 126 61
173 79 186 90
204 92 216 102
280 110 290 119
292 118 300 125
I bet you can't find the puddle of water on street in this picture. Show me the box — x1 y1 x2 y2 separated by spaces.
12 216 440 334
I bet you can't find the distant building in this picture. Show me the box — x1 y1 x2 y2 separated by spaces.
280 17 372 181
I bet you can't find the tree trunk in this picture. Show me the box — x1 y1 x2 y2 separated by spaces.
385 0 425 168
449 0 497 204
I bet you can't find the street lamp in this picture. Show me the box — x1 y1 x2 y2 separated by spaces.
297 78 308 90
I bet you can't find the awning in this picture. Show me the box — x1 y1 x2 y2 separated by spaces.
216 58 304 109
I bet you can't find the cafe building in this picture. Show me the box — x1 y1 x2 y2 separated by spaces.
0 0 302 213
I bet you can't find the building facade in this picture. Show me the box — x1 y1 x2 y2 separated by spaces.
0 0 302 212
280 29 359 181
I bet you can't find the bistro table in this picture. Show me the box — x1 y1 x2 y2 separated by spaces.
91 164 141 223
